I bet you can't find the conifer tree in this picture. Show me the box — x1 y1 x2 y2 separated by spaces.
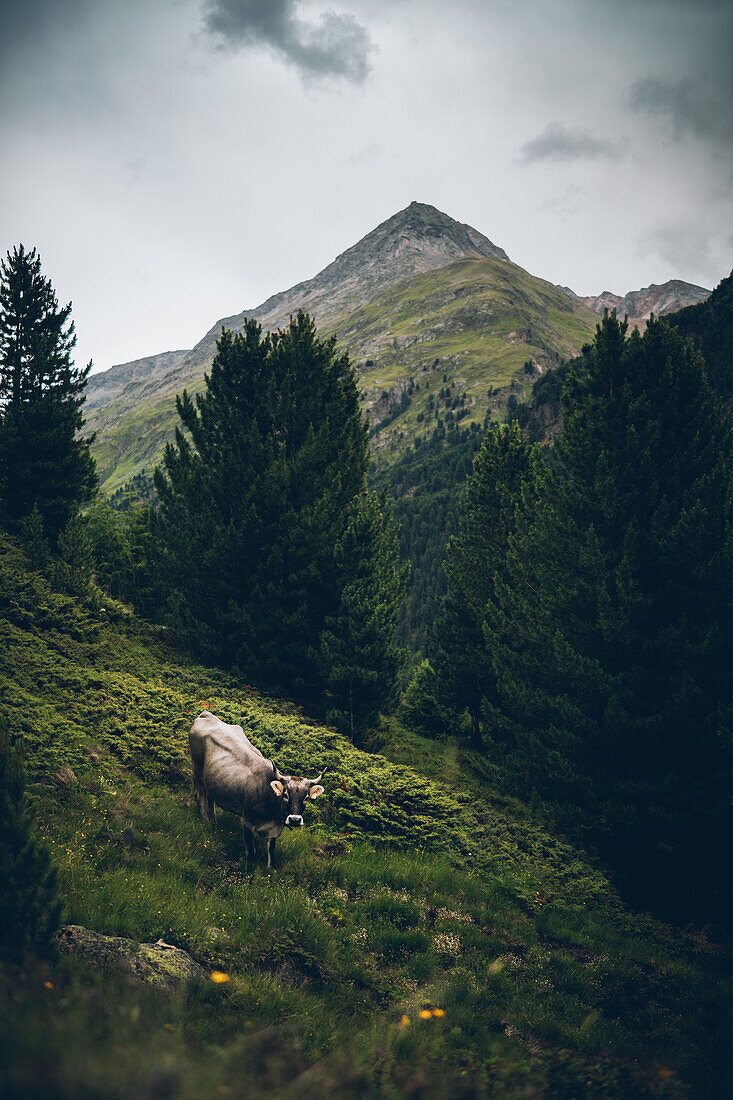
486 314 733 906
55 513 94 595
320 491 407 740
400 659 453 740
154 312 387 701
0 245 96 541
0 723 61 964
431 423 533 747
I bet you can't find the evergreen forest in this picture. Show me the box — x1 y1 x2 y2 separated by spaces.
2 245 733 1098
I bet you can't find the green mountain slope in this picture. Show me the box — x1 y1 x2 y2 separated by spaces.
3 538 731 1097
340 256 598 463
84 206 600 493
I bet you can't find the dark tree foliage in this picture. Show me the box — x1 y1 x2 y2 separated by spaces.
0 246 96 542
84 499 160 616
153 312 401 708
371 430 483 654
666 269 733 399
430 424 534 747
0 722 61 964
400 659 454 740
320 491 407 740
486 314 733 917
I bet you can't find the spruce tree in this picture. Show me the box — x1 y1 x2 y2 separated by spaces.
431 423 533 747
0 245 96 541
320 491 407 740
153 312 382 700
486 314 733 910
0 723 61 964
400 659 453 740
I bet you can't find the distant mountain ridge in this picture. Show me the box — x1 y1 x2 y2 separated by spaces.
84 203 709 492
86 349 188 410
564 280 710 330
85 202 510 418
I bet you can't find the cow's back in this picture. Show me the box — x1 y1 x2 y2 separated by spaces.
189 710 266 766
189 711 273 819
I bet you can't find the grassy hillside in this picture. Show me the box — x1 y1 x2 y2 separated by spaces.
86 258 599 493
341 258 597 463
2 538 730 1098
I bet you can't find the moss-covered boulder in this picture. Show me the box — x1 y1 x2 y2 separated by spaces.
55 925 205 990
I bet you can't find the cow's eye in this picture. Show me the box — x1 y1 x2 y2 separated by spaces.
283 793 290 802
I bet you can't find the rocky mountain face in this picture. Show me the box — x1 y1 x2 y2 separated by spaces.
82 204 596 490
85 349 188 410
566 280 710 330
249 200 508 327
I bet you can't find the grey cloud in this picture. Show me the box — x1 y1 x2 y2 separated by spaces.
638 221 713 274
203 0 373 85
628 76 732 145
518 124 625 165
539 184 585 221
0 0 91 69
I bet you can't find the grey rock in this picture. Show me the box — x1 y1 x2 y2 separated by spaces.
55 924 206 990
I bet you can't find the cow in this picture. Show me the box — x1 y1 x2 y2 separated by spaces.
188 710 326 869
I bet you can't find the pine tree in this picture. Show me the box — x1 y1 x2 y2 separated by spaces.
0 723 62 964
320 492 407 740
18 505 50 573
153 313 376 699
0 245 97 542
400 659 453 740
486 314 733 910
431 423 533 747
55 513 94 595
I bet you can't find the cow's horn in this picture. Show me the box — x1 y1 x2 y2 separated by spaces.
311 767 327 784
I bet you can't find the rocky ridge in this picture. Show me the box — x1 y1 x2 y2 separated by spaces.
564 280 710 331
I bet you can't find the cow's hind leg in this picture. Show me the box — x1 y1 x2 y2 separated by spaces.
206 791 216 822
242 821 256 861
191 756 206 817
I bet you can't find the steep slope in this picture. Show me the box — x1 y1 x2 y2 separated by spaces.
567 279 710 330
344 256 598 462
85 204 598 491
3 537 731 1097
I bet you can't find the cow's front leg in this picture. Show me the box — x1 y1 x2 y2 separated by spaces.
267 838 276 870
242 821 256 861
206 792 216 822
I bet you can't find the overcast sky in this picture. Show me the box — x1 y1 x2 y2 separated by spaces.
2 0 732 374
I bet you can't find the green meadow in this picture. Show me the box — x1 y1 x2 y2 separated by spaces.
2 537 731 1098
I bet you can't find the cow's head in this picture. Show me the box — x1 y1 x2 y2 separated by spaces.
270 766 326 827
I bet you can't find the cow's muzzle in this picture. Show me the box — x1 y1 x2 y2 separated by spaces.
285 814 304 828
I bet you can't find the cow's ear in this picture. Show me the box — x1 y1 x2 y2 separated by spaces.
309 784 325 800
270 780 285 797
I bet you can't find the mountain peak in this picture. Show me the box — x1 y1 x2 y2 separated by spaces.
234 202 509 334
355 201 509 264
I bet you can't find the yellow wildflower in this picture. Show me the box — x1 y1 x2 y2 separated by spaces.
210 970 229 983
